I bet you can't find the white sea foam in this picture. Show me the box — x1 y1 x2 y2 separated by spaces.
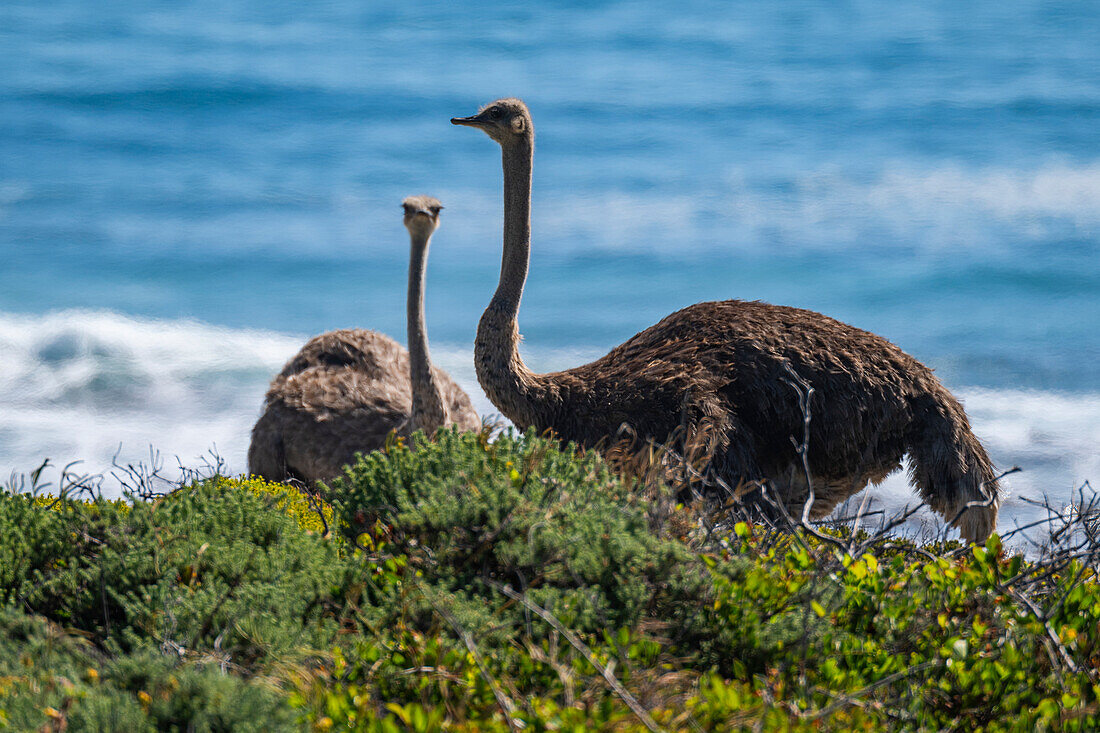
45 161 1100 264
0 309 506 492
860 388 1100 539
720 161 1100 253
868 164 1100 228
0 310 1095 540
0 309 299 489
524 160 1100 254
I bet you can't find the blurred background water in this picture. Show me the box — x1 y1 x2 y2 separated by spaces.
1 1 1097 536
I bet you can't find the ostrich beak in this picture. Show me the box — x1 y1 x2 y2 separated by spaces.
451 113 487 128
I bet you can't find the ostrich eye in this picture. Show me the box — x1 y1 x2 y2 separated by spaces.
430 206 442 215
488 107 502 119
401 205 411 214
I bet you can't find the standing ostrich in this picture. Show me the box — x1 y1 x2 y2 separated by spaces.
248 196 481 484
452 98 1000 542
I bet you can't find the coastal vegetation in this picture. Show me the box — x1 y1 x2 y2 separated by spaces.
2 429 1098 731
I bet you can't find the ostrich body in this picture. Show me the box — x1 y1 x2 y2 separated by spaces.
452 98 1000 542
248 196 480 483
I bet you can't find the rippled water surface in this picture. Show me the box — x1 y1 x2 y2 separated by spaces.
1 1 1098 532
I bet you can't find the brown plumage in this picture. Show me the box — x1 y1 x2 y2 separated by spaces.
247 196 481 484
452 98 1000 542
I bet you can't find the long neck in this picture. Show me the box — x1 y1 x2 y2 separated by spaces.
406 229 448 434
475 137 551 429
490 142 532 317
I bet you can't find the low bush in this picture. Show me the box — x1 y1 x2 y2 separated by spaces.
7 478 348 671
329 429 702 638
4 432 1100 731
0 604 295 732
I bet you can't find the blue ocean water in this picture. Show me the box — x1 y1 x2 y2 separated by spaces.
1 1 1097 532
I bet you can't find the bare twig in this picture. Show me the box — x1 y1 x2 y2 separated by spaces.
489 581 664 733
428 599 520 733
1005 587 1079 675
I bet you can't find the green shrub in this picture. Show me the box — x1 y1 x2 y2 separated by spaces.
0 605 295 732
4 478 350 672
222 475 335 535
329 429 699 638
7 436 1100 731
0 492 81 606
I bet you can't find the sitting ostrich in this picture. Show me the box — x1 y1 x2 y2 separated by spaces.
248 196 481 484
452 98 1000 542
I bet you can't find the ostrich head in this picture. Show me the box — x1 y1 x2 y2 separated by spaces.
451 98 533 146
401 195 443 239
